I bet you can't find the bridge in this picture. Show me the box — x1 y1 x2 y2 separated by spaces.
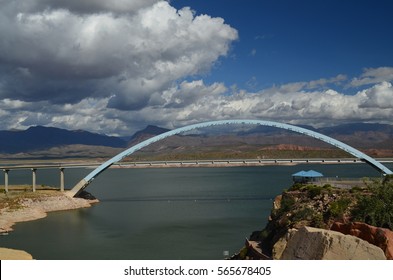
2 158 392 193
1 119 392 196
66 119 393 197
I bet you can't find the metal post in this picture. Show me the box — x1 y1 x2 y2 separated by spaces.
3 169 9 193
60 168 65 192
32 168 37 192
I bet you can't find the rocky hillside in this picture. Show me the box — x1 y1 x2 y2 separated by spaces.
1 122 393 159
234 175 393 260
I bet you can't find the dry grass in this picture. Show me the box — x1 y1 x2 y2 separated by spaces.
0 186 61 211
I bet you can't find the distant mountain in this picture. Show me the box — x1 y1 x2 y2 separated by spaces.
316 123 393 150
0 122 392 159
0 126 127 153
318 123 393 135
127 125 170 146
127 122 393 160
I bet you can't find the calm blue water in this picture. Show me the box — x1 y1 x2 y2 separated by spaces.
0 163 391 259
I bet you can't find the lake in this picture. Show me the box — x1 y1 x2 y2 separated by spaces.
0 163 391 259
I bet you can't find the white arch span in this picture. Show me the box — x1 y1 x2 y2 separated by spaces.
68 119 393 197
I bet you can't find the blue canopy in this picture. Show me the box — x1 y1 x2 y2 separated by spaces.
292 170 323 178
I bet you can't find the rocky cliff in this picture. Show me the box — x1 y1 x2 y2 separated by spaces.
233 176 393 260
274 226 386 260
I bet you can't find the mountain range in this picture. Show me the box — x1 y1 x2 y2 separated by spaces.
0 122 392 159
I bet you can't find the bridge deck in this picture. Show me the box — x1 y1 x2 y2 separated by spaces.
2 158 391 170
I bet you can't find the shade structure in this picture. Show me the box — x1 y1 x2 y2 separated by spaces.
292 170 324 178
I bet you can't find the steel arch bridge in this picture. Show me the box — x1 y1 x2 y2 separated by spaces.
68 119 393 197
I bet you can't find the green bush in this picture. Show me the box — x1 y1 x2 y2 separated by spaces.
328 198 351 219
305 185 323 198
310 213 325 228
349 186 364 194
292 207 315 222
273 195 296 219
351 177 393 230
279 196 296 213
290 183 304 191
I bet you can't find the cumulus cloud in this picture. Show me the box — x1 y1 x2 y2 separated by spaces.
1 74 393 135
0 0 238 108
359 81 393 109
115 76 393 131
350 67 393 87
24 0 162 14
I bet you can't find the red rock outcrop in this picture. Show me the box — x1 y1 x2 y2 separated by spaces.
331 222 393 260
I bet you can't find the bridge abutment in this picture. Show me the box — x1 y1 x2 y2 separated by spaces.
66 179 88 198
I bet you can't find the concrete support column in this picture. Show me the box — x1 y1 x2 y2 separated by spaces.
60 168 65 192
3 169 9 193
31 168 37 192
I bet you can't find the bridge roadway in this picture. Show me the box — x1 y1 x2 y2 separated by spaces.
2 158 392 192
2 158 392 194
2 157 393 171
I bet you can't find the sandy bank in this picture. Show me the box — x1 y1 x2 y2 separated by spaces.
0 190 98 259
0 248 33 260
0 191 98 233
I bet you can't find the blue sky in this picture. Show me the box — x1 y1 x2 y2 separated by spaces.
0 0 392 135
172 0 393 91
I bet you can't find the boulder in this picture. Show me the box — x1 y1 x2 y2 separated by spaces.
278 226 386 260
331 222 393 260
272 228 297 259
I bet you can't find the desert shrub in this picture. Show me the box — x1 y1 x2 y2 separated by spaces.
292 207 315 223
272 195 296 219
351 177 393 230
290 183 304 191
310 213 325 228
350 186 364 194
305 185 323 198
279 196 296 212
328 198 351 219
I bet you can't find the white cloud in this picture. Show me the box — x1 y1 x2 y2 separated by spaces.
359 81 393 109
1 78 393 135
350 67 393 87
0 0 238 109
3 0 162 14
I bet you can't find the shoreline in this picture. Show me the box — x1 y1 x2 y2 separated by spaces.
0 191 98 233
0 190 98 259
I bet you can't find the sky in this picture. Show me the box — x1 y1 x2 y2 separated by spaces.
0 0 392 136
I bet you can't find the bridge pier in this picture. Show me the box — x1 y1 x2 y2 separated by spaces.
31 168 37 192
3 169 9 193
60 168 65 192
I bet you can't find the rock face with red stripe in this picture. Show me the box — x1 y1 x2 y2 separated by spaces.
331 222 393 260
